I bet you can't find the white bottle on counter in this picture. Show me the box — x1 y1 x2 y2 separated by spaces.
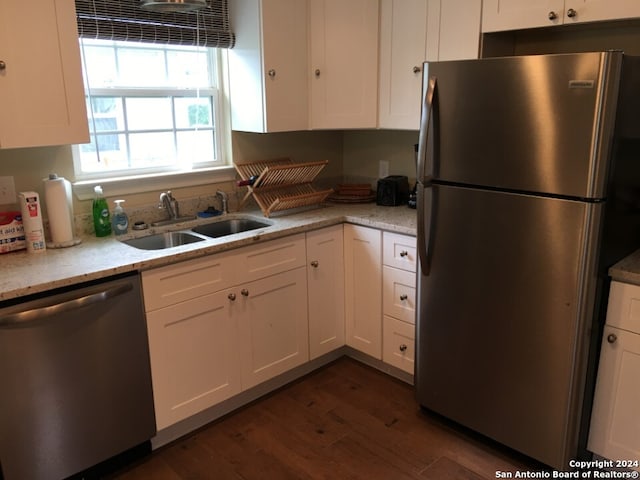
18 192 46 253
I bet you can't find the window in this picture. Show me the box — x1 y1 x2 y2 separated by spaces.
73 38 230 182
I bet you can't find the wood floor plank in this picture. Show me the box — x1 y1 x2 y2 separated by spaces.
109 357 541 480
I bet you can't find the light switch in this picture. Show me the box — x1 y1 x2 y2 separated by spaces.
0 176 17 205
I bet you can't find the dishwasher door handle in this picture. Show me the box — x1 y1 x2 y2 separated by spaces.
0 283 133 327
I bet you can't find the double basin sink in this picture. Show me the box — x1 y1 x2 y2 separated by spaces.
122 217 271 250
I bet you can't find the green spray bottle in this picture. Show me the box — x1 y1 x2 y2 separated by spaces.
92 185 112 237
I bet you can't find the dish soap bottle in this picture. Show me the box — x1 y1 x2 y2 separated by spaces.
112 199 129 236
92 185 112 237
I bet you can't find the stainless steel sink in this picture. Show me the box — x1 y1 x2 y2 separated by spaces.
122 231 205 250
191 218 271 238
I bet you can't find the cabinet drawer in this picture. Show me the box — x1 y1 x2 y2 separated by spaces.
236 233 306 283
383 316 415 375
606 282 640 334
383 266 416 324
383 232 417 272
142 251 237 312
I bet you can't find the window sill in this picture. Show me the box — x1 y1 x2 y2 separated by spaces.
73 166 236 201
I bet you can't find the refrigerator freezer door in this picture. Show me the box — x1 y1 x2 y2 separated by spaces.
424 51 622 199
415 184 602 469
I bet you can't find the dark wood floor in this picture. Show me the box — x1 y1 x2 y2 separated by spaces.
109 357 542 480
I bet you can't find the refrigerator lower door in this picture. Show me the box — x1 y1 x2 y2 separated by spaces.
416 184 602 470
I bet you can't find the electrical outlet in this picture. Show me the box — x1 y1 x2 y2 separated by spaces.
0 176 17 205
378 160 389 179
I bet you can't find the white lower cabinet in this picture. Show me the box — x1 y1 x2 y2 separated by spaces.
588 282 640 467
146 288 241 430
142 225 418 432
306 225 345 360
344 224 383 359
142 234 308 430
382 232 417 375
237 266 309 390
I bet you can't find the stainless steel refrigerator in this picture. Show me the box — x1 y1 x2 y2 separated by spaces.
415 51 640 470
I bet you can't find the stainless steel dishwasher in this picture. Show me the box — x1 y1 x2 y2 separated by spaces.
0 272 156 480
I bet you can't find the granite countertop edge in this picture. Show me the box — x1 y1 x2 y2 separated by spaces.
609 248 640 286
1 204 417 302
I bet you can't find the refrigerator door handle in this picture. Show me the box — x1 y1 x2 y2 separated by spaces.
417 74 437 186
417 184 434 275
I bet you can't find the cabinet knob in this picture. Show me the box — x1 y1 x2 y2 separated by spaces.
0 60 6 71
412 66 421 74
399 344 407 352
228 293 236 301
566 8 577 18
607 333 617 344
314 68 321 78
241 289 249 297
548 11 558 20
400 294 408 301
268 69 276 78
310 260 319 268
400 250 409 258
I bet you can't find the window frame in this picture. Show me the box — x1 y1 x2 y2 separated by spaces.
72 41 233 200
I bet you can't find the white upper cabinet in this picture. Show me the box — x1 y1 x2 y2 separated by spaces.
0 0 89 148
482 0 640 33
378 0 481 130
378 0 433 130
309 0 379 129
228 0 309 132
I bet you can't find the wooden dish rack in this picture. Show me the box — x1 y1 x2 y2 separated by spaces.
234 158 333 217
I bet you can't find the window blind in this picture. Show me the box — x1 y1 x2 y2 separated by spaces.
75 0 235 48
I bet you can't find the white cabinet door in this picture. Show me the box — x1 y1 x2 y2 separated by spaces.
588 325 640 466
378 0 480 130
344 224 382 359
437 0 482 61
237 266 309 389
309 0 379 129
306 225 345 360
378 0 432 130
482 0 640 32
146 289 241 430
482 0 565 32
228 0 308 132
0 0 89 148
570 0 640 24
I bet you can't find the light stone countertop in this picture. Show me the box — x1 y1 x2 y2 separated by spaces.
1 203 417 302
609 248 640 286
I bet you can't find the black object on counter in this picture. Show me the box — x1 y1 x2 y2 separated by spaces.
376 175 409 206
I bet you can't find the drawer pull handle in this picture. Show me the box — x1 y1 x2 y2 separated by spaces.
241 289 250 297
400 294 408 301
548 10 558 20
399 344 407 352
400 251 409 258
228 293 236 301
607 333 617 344
566 8 577 18
310 260 319 268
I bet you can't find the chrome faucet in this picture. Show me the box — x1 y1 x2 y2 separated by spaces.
216 190 228 214
159 191 179 220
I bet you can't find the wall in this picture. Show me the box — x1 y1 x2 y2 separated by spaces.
343 130 419 186
0 130 344 227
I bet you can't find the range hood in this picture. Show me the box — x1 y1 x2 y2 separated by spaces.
139 0 207 13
